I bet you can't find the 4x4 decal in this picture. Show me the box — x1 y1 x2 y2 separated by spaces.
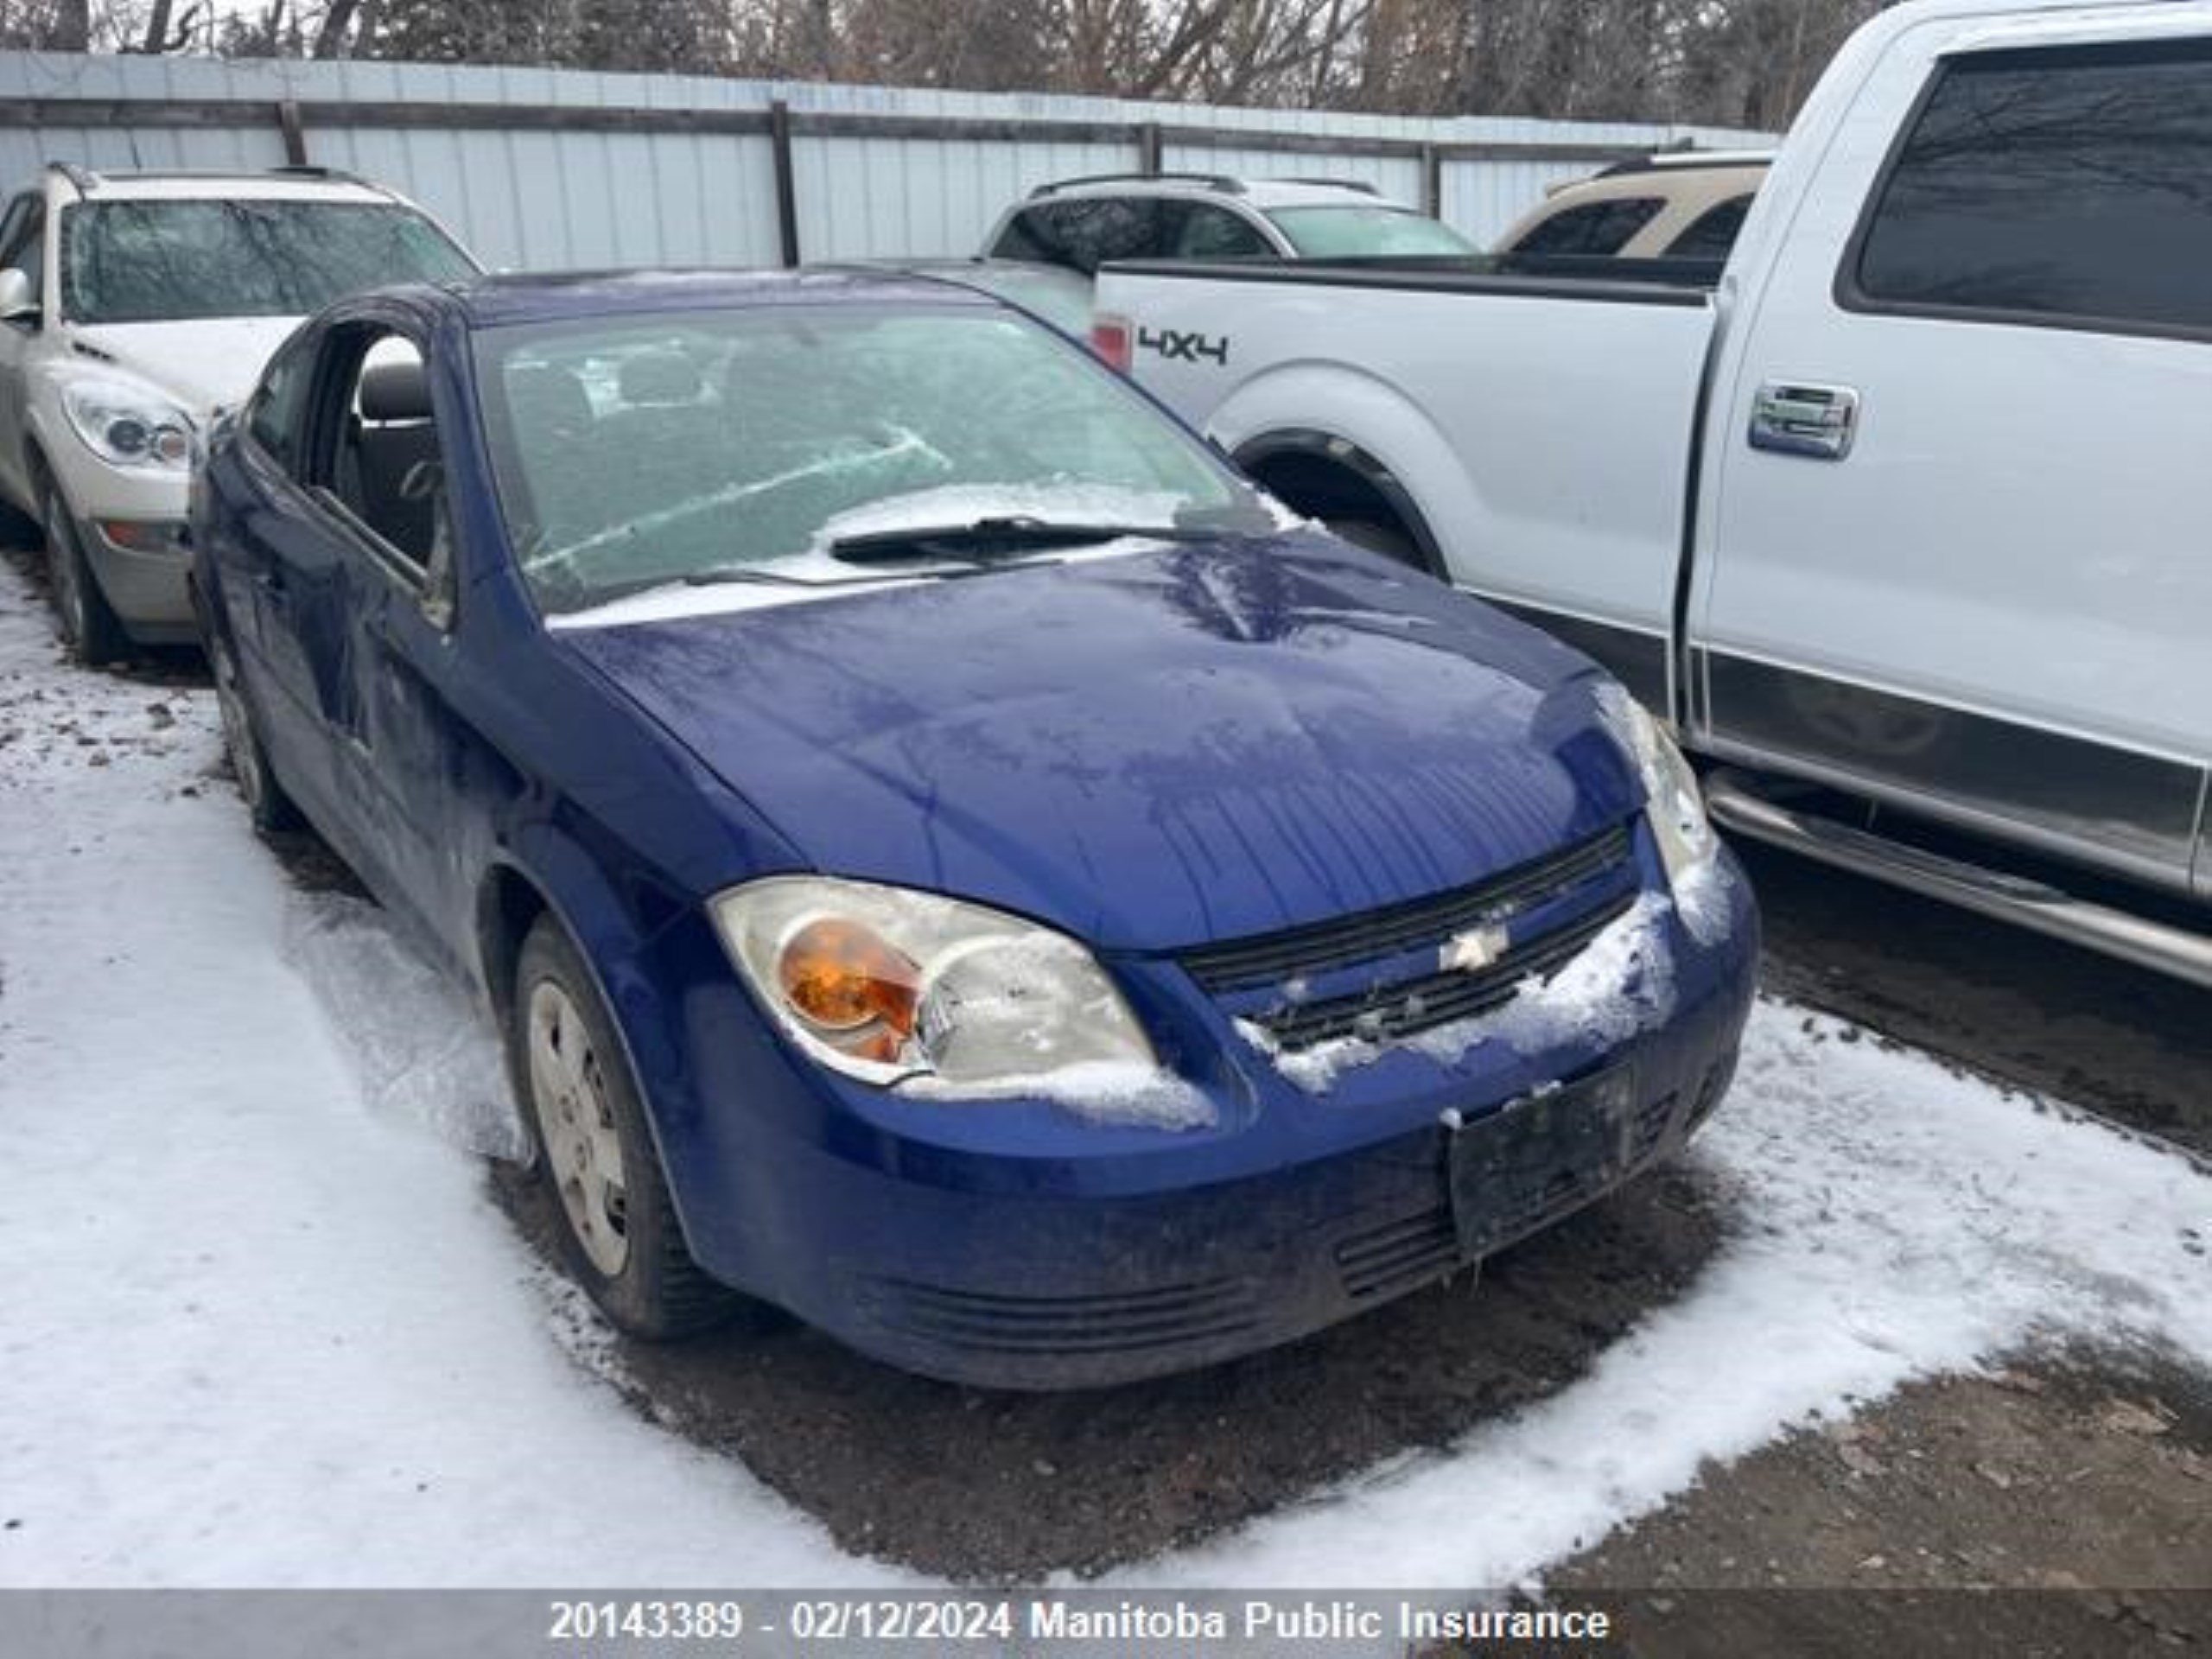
1138 326 1230 366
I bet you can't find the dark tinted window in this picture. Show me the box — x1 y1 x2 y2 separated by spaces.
247 337 312 474
989 199 1163 273
1 196 45 306
1662 194 1753 261
1854 41 2212 332
1509 196 1662 257
1169 203 1273 258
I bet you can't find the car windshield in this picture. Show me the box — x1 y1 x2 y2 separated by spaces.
477 304 1276 617
1266 206 1476 258
60 200 476 325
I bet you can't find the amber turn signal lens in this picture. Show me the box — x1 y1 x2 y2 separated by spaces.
778 918 920 1046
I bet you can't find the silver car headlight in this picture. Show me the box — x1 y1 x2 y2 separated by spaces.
61 379 195 473
710 876 1158 1092
1599 683 1718 887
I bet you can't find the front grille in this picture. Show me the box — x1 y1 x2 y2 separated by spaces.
1178 823 1635 995
857 1275 1262 1357
1252 891 1634 1051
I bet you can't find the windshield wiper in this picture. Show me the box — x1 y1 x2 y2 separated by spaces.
826 516 1211 566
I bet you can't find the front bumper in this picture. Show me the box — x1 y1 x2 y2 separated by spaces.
660 845 1759 1390
81 517 195 639
48 451 194 639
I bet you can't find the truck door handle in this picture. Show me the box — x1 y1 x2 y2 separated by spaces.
1749 382 1859 461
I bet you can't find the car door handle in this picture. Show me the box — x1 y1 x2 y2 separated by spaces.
1748 382 1859 461
251 566 289 596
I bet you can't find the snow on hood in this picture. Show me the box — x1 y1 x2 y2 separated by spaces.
68 315 306 416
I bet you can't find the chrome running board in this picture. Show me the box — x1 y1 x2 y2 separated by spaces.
1704 769 2212 988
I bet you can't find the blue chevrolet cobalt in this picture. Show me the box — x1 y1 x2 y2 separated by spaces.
191 270 1757 1388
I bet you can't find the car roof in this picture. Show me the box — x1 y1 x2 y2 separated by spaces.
446 266 1008 328
49 165 396 204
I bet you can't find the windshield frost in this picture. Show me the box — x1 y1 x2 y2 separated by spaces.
61 200 475 325
477 306 1272 615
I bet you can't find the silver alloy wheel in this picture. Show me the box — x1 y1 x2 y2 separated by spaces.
45 500 87 647
527 979 632 1277
208 634 267 816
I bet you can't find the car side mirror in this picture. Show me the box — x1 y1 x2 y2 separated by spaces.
0 267 37 324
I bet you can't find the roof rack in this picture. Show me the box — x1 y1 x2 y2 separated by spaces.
1595 149 1775 179
1270 176 1379 195
268 163 374 187
1030 171 1245 198
47 163 380 188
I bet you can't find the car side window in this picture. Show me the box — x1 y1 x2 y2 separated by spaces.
302 325 459 622
1851 40 2212 334
1510 196 1662 257
246 340 313 476
0 196 46 306
1169 203 1273 259
1662 194 1751 262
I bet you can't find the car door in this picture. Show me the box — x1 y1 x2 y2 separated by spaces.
0 192 47 505
287 319 476 960
219 325 358 828
1692 24 2212 898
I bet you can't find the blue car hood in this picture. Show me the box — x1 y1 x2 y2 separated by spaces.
559 536 1642 951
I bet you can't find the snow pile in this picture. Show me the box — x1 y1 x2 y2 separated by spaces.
0 563 900 1589
1134 1001 2212 1590
1241 893 1678 1093
284 893 529 1163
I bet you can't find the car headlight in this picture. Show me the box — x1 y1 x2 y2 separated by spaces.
1598 683 1717 887
61 380 195 473
710 877 1159 1092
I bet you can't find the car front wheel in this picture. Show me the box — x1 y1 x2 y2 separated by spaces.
512 915 734 1340
44 486 128 666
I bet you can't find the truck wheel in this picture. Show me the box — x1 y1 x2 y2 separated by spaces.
43 487 129 667
512 916 735 1340
207 626 301 835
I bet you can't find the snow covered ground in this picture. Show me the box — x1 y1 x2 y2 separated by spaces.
0 557 2204 1591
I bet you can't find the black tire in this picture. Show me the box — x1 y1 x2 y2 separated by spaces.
1325 516 1428 573
511 915 734 1340
43 485 130 667
206 624 302 834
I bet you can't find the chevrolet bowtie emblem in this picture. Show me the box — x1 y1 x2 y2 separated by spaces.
1440 925 1510 975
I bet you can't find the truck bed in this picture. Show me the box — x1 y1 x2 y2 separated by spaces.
1096 255 1718 709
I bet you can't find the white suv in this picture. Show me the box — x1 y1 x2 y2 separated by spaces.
0 166 477 662
983 174 1476 274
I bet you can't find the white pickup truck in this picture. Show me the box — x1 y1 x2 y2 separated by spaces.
1096 0 2212 986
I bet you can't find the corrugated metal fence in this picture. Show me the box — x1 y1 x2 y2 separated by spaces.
0 51 1770 268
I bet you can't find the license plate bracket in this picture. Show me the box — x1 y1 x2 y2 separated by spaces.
1448 1066 1637 1258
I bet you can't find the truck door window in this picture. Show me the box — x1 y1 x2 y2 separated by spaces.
1849 39 2212 336
1508 197 1661 257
